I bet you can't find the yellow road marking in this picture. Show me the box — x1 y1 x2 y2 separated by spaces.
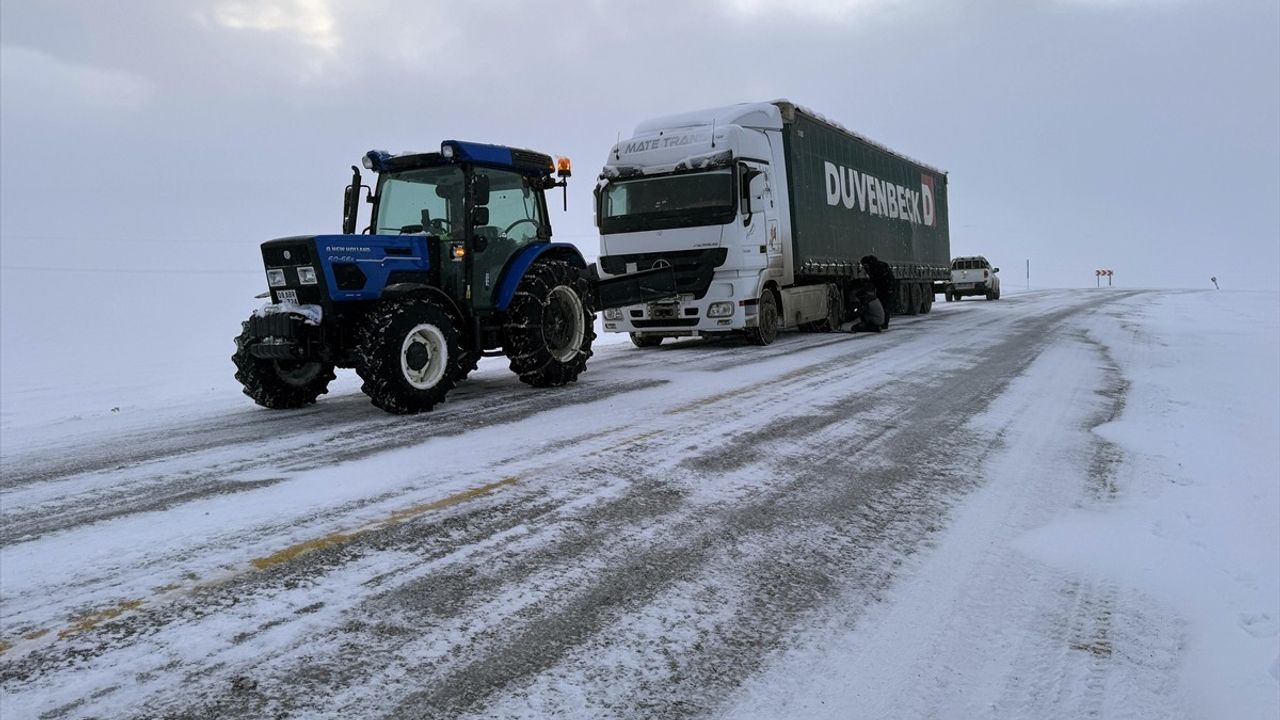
249 476 518 571
3 477 519 654
58 600 145 639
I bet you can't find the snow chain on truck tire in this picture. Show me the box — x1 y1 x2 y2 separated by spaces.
746 290 779 345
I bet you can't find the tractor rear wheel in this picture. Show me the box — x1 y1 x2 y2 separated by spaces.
355 298 464 414
233 321 336 409
504 258 596 387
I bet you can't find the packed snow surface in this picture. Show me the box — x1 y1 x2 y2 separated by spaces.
1 285 1276 719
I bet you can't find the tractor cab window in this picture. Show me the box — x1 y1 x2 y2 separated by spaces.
374 166 466 238
472 168 546 247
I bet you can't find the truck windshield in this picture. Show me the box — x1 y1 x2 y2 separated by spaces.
599 170 735 234
375 166 466 238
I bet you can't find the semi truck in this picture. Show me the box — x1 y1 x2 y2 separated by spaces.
234 140 673 415
595 100 951 346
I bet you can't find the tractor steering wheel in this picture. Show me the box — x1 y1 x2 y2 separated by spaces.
501 218 540 238
429 217 455 236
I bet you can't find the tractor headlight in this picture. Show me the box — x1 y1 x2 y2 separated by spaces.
267 269 287 287
707 302 734 318
297 266 318 285
603 307 623 321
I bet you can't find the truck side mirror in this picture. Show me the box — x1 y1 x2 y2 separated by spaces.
472 206 490 226
741 168 762 224
473 174 491 206
993 267 1000 273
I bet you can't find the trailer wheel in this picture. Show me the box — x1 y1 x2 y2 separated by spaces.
355 298 464 414
504 258 596 387
921 289 934 314
901 283 920 316
233 321 336 409
746 290 779 345
630 333 663 348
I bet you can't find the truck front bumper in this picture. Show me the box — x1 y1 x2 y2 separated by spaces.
602 295 755 336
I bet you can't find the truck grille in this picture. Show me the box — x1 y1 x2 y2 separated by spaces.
599 248 727 300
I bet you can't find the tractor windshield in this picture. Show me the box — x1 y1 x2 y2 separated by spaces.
599 169 736 234
374 166 466 238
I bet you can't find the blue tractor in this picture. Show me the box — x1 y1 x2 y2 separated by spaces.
233 140 672 414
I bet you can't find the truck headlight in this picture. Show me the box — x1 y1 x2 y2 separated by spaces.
604 308 623 321
707 301 734 318
297 266 318 285
267 269 286 287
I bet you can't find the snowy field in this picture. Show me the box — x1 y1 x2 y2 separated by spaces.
1 280 1277 719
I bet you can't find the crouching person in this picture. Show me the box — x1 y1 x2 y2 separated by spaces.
848 288 885 334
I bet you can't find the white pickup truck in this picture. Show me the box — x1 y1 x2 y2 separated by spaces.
945 256 1000 301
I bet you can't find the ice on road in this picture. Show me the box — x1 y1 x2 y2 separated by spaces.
1 289 1276 719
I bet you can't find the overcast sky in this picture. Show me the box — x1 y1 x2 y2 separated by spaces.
2 0 1277 289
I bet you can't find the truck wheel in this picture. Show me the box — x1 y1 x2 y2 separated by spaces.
902 284 920 316
944 291 954 302
921 289 934 314
355 298 464 414
630 333 663 348
816 285 844 332
504 258 596 387
986 289 996 301
233 321 336 409
746 290 779 345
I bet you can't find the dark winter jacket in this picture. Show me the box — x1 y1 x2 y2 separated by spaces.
861 255 895 303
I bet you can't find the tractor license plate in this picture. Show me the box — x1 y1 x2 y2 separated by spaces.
276 289 299 304
649 303 678 320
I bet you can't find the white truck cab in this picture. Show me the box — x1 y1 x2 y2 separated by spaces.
946 256 1000 301
595 103 810 346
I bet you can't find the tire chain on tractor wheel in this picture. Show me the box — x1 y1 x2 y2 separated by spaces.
354 297 465 414
502 258 596 387
232 321 336 409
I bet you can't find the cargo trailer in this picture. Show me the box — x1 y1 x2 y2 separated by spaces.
595 100 951 345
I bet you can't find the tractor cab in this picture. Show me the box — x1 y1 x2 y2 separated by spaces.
348 141 570 313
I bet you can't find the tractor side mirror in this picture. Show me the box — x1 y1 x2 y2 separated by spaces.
472 206 490 226
473 174 491 206
342 165 362 234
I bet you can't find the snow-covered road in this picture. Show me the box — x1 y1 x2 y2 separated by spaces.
2 289 1276 719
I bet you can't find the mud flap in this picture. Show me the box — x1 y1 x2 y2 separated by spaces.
591 265 678 311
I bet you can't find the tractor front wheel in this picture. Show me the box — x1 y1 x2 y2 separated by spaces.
233 321 336 409
355 298 464 414
503 258 596 387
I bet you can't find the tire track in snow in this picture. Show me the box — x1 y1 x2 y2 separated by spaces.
0 290 1142 719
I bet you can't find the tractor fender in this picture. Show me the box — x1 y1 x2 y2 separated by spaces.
493 242 587 311
382 283 465 322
